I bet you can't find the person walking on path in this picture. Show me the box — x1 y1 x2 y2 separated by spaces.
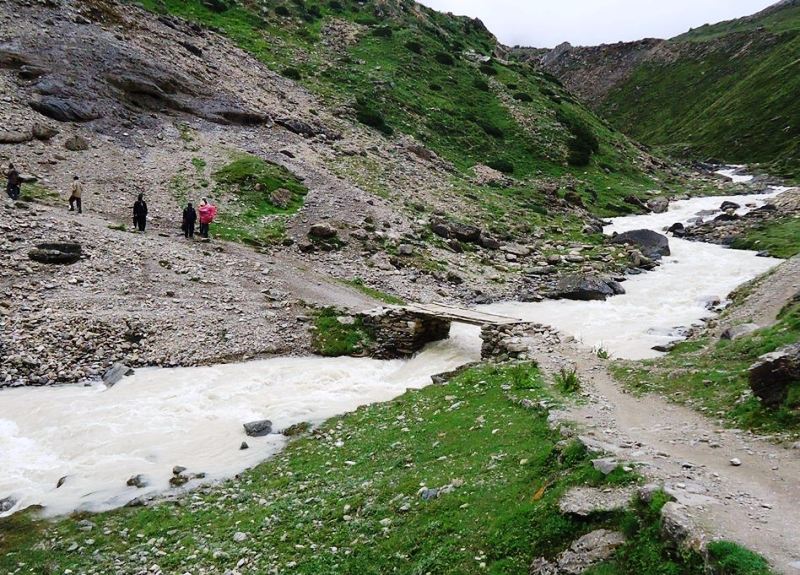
182 202 197 239
68 175 82 213
133 193 148 232
197 198 217 239
5 164 20 201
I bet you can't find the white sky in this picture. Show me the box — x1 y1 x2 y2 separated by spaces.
417 0 778 47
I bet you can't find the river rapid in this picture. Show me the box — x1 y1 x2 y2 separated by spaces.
0 175 788 518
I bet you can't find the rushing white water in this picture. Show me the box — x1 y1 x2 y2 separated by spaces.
717 166 755 184
0 175 789 518
483 189 785 359
0 326 481 517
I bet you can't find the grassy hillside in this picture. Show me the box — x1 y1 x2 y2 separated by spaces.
599 4 800 179
134 0 666 214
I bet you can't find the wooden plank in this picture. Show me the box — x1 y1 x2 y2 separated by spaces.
401 302 523 326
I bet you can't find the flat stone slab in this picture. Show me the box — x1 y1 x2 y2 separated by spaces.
559 487 635 517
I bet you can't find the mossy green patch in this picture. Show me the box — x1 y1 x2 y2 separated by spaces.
341 278 405 305
730 216 800 258
212 154 307 246
311 307 374 357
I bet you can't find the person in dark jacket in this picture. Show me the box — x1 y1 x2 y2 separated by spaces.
133 194 148 232
182 202 197 239
5 164 20 200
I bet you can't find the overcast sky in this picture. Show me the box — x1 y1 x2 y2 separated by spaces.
417 0 778 47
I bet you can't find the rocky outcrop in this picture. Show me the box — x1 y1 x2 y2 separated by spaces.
480 323 560 360
610 229 670 259
530 530 626 575
748 343 800 408
558 487 635 517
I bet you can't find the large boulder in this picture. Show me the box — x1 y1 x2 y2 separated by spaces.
553 275 622 301
531 530 626 575
611 229 670 259
748 343 800 408
0 496 16 513
28 241 82 265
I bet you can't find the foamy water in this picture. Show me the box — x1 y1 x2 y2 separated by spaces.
0 326 480 517
0 172 790 518
483 188 786 359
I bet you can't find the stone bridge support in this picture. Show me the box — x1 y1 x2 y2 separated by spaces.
360 308 452 359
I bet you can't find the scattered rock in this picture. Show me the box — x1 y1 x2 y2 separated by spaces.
269 188 293 209
126 474 148 488
30 97 99 122
243 419 272 437
64 134 90 151
172 466 186 475
28 241 83 265
646 197 669 213
730 458 742 467
720 201 741 211
233 531 248 543
31 123 58 140
308 222 337 239
591 458 619 475
532 530 626 575
102 362 134 386
0 496 16 513
240 441 249 450
720 323 759 341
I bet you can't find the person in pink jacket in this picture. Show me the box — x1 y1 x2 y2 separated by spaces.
197 198 217 238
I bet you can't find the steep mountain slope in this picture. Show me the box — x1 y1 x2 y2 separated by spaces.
534 1 800 179
2 0 710 386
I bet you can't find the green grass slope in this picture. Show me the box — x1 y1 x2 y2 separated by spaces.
134 0 665 214
599 3 800 179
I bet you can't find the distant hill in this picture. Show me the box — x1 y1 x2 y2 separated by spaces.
531 0 800 179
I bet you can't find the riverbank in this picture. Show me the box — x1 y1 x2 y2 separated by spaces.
0 363 775 575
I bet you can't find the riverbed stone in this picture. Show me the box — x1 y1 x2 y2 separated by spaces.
611 229 670 259
243 419 273 437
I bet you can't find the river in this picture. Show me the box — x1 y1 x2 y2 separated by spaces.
0 175 788 518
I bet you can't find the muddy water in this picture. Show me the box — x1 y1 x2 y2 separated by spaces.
0 176 787 518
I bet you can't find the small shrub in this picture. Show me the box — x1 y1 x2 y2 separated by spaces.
505 83 518 90
707 541 773 575
513 92 533 102
473 78 490 92
479 121 504 139
354 14 379 25
487 158 514 174
354 99 393 136
557 109 600 167
371 26 393 38
328 0 343 11
479 63 497 76
555 367 581 393
434 51 455 66
595 346 610 360
274 5 291 16
282 67 302 81
428 83 442 91
404 40 423 54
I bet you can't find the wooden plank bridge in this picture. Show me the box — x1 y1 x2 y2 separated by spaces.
392 302 524 326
